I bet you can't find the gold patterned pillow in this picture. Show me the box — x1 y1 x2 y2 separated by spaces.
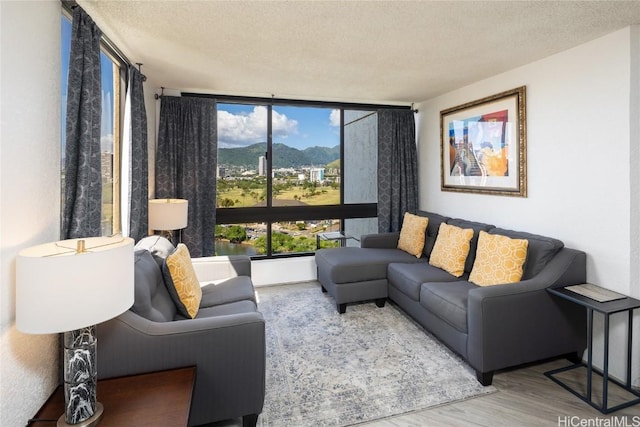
162 244 202 318
429 223 474 277
469 231 529 286
397 212 429 258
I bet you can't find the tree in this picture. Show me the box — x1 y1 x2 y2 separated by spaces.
218 197 235 207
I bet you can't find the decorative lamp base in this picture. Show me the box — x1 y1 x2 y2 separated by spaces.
57 402 103 427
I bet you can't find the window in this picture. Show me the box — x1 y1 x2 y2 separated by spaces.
61 14 123 236
214 97 381 258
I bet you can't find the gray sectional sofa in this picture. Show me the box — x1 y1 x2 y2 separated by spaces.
315 211 587 385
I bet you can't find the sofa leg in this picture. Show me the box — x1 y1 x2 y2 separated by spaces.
476 370 494 386
375 298 386 308
337 303 347 314
321 285 327 293
566 352 583 365
242 413 259 427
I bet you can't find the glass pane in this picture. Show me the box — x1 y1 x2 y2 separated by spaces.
345 217 377 246
216 103 268 208
271 106 340 206
215 223 262 256
100 52 116 236
271 219 340 254
344 110 377 204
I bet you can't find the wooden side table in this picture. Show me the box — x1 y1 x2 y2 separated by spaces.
545 286 640 414
29 367 196 426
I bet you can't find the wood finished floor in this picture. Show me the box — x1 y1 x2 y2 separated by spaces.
207 358 640 427
205 283 640 427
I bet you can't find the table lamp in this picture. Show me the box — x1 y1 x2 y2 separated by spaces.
17 236 134 427
148 198 188 242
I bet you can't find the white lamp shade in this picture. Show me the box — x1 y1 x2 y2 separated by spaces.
149 199 188 230
16 236 135 334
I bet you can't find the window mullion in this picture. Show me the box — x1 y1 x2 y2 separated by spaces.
266 104 273 256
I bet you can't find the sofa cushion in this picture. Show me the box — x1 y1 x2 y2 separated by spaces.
315 247 428 284
388 262 463 301
417 210 450 258
135 236 175 268
429 223 474 277
420 281 477 333
489 228 564 279
446 218 495 273
131 250 177 322
397 212 429 258
162 244 202 319
176 300 258 320
469 231 529 286
200 276 256 308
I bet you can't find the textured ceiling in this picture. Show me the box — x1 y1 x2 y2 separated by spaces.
78 1 640 105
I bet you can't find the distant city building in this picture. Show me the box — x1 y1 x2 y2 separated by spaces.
101 152 113 182
217 165 226 179
258 156 267 176
298 173 306 182
310 168 325 182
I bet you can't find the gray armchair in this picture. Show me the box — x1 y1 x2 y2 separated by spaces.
97 242 265 427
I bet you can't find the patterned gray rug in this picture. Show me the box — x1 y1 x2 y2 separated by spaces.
256 283 496 427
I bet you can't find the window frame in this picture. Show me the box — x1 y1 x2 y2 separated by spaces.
201 93 409 259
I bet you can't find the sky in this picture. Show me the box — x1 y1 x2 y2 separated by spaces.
218 103 340 150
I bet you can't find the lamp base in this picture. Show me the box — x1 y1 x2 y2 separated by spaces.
57 402 103 427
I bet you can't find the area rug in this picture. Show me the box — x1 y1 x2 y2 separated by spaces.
256 283 496 427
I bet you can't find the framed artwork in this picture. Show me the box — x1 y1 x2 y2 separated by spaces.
440 86 527 197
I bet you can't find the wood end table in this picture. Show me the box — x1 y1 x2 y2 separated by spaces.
29 367 196 426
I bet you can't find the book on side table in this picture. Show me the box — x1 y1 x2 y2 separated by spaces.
565 283 627 303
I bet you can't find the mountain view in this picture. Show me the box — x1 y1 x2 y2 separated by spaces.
219 143 340 169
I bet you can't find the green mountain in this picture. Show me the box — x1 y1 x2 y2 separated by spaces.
219 143 339 169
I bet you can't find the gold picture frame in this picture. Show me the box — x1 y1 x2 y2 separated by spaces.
440 86 527 197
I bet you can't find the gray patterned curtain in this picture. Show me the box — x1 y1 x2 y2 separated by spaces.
126 68 148 242
377 109 418 232
63 7 103 239
156 96 217 257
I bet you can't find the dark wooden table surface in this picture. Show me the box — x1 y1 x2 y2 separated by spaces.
31 367 196 426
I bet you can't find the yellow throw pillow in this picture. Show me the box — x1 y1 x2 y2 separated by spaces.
397 212 429 258
429 223 474 277
469 231 529 286
162 243 202 318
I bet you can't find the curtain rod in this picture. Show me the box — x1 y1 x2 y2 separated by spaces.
61 0 146 81
183 92 413 112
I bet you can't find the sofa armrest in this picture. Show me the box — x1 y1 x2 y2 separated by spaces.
466 248 587 373
360 232 400 249
97 309 265 426
191 255 252 282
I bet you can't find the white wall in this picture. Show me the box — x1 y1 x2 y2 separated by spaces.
417 27 639 386
0 2 62 425
252 257 317 287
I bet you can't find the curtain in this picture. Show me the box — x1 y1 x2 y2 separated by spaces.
122 67 148 242
62 7 103 239
377 109 418 233
156 96 217 257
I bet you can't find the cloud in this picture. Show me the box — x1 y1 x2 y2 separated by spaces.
218 106 298 148
329 109 340 127
101 134 113 153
